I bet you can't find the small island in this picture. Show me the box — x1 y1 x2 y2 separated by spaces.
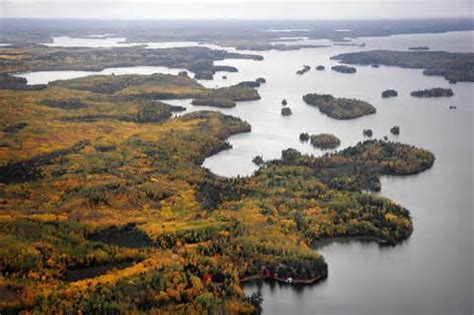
303 93 376 120
299 132 310 141
310 133 341 149
316 65 325 71
390 126 400 135
331 65 357 74
363 129 373 137
296 65 311 75
382 89 398 98
411 87 454 97
282 99 288 106
281 107 293 116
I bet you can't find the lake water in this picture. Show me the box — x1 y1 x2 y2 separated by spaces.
42 36 142 48
13 31 474 314
15 66 191 85
42 35 223 50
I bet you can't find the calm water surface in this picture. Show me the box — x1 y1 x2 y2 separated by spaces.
15 31 474 314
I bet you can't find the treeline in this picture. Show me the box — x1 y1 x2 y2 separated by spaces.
303 93 376 119
331 50 474 83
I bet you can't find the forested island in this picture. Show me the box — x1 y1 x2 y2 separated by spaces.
382 89 398 98
309 133 341 149
331 65 357 74
296 65 311 75
303 93 376 119
281 107 293 116
331 50 474 83
390 126 400 135
411 87 454 97
363 129 373 137
0 70 436 313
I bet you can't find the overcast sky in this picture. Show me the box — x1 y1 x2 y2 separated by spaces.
1 0 473 20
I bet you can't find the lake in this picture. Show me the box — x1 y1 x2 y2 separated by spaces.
14 31 474 314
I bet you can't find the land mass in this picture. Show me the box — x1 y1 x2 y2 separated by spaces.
411 87 454 97
0 45 263 80
331 50 474 83
331 65 357 74
0 73 435 313
303 93 376 119
310 133 341 149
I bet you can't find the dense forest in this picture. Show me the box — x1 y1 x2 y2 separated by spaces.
309 133 341 149
331 50 474 83
0 72 435 313
303 93 376 119
0 45 262 80
410 87 454 97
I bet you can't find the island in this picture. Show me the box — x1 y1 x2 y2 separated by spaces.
310 133 341 149
299 132 310 141
316 65 325 71
331 65 357 74
296 65 311 75
363 129 373 137
282 99 288 106
390 126 400 135
331 50 474 83
382 89 398 98
410 87 454 97
303 93 376 119
281 107 293 116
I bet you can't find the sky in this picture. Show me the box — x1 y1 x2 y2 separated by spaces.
1 0 473 20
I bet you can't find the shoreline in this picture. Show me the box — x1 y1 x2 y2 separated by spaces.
240 273 327 286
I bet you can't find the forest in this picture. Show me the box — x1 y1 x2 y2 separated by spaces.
331 50 474 83
303 93 376 119
410 87 454 97
0 45 262 80
308 134 341 149
0 72 435 313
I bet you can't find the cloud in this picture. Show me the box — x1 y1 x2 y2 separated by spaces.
1 0 472 19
